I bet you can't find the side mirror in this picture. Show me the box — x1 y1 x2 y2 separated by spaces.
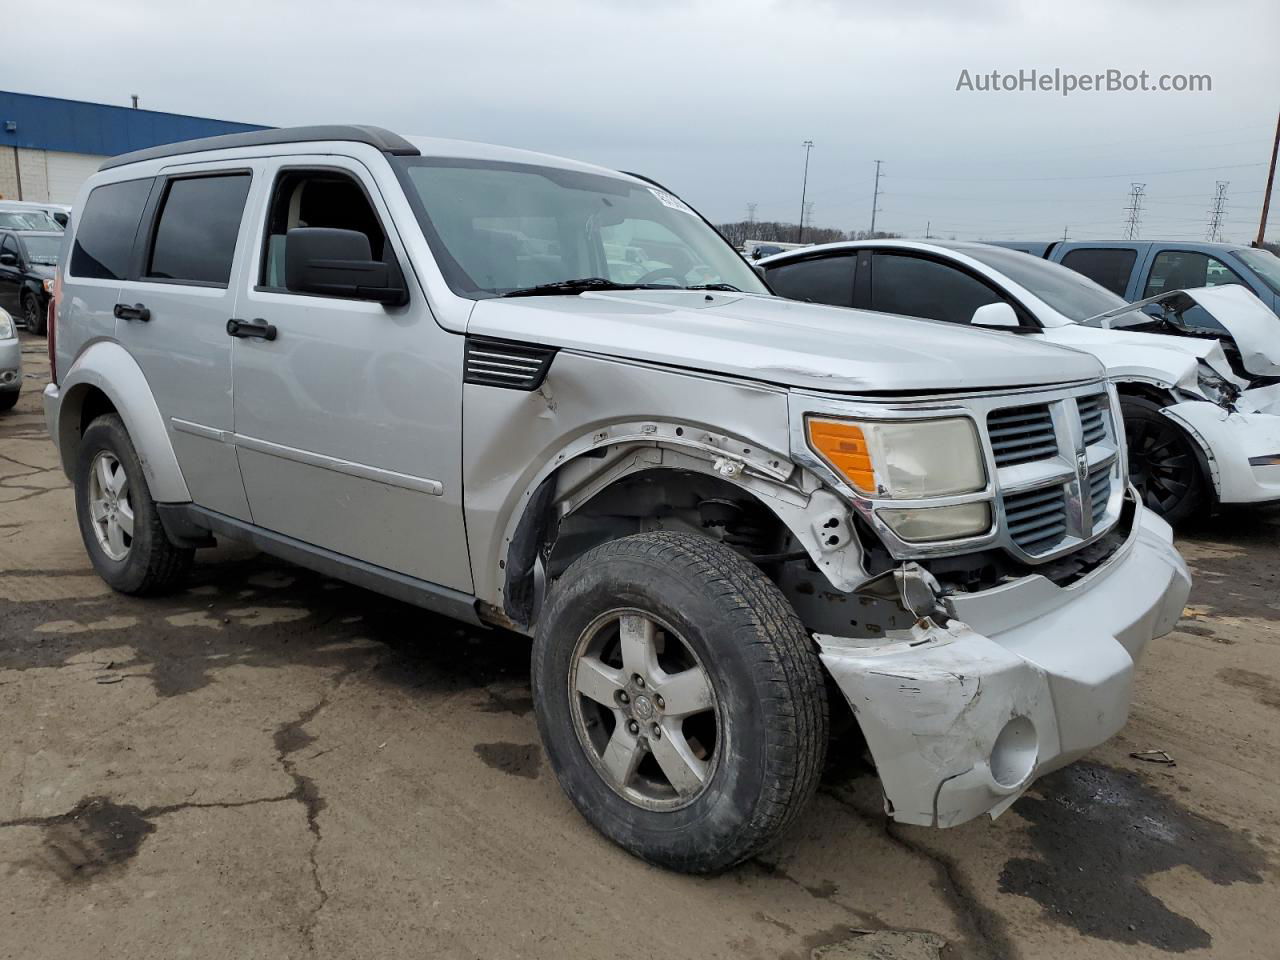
284 227 408 306
971 302 1020 329
0 252 16 267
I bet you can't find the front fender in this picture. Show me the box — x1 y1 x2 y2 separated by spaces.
47 340 190 503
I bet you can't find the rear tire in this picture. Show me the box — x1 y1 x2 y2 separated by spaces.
1121 395 1209 524
74 414 193 594
22 291 45 336
532 531 828 873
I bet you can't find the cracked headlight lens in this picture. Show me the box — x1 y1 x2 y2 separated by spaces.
807 416 986 498
1195 360 1239 409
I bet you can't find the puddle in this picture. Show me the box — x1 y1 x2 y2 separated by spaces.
474 742 542 779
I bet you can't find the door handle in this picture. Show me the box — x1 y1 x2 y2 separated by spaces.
226 318 278 341
114 303 150 322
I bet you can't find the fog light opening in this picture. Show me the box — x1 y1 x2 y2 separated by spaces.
990 715 1038 788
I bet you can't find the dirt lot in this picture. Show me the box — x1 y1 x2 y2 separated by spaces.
1 330 1277 960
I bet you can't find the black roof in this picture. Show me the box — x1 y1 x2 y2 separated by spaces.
99 124 420 171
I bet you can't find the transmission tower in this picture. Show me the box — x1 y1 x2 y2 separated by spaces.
1206 181 1228 241
870 160 884 235
1123 183 1146 240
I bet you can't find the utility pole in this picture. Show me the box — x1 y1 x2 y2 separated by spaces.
924 220 931 239
1257 107 1279 247
798 140 814 243
130 94 139 109
1206 181 1229 242
1123 183 1146 241
1062 225 1069 242
869 160 883 235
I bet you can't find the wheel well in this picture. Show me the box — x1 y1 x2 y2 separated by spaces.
503 467 797 627
55 385 118 475
1115 381 1173 407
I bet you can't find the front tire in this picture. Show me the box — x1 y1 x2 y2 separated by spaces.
74 414 193 594
532 531 828 873
22 291 45 335
1121 395 1209 524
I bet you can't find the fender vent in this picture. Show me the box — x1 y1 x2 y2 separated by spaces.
464 337 557 391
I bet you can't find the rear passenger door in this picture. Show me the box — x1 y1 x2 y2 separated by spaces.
229 155 472 592
115 163 259 520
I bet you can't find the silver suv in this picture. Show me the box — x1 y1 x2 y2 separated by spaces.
44 125 1190 873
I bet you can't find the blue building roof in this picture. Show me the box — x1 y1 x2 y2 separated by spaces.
0 91 268 158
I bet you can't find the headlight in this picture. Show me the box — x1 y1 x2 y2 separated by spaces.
1195 360 1239 409
0 309 14 340
807 416 990 542
43 278 54 295
807 416 986 498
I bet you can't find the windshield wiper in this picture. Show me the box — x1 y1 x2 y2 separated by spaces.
501 277 652 298
684 283 742 292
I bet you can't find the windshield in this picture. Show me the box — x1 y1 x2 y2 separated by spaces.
21 236 61 265
0 210 61 231
393 158 768 298
958 243 1128 322
1236 248 1280 296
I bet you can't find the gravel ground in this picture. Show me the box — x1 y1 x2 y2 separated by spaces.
2 331 1276 959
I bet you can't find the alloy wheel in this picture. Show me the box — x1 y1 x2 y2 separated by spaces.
1126 417 1193 514
87 451 134 561
568 609 720 810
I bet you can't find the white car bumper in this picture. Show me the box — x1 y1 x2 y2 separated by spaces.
817 500 1190 828
1162 398 1280 505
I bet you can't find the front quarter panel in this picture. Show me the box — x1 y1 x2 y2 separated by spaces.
49 340 190 503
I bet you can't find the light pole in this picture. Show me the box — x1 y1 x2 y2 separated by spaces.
798 140 814 243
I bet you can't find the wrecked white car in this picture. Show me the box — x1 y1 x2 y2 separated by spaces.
44 126 1189 873
761 240 1280 522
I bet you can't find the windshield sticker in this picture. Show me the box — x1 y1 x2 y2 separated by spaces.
648 187 697 216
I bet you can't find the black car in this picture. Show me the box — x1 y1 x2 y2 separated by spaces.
0 230 60 334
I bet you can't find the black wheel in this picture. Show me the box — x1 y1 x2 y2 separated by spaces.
22 292 45 335
532 531 828 873
74 414 193 594
1121 395 1209 524
0 391 17 412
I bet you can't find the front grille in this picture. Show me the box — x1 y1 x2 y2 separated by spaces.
987 390 1120 561
987 404 1056 467
1089 463 1111 526
1004 485 1069 555
1079 394 1108 447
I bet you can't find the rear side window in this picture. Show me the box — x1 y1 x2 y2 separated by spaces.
765 255 855 307
147 174 252 286
1059 248 1137 296
70 178 154 280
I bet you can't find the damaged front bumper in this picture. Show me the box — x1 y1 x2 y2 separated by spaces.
816 499 1190 828
1162 394 1280 505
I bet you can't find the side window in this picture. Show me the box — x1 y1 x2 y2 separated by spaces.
146 174 251 285
1143 251 1243 297
1059 248 1137 296
764 255 855 307
69 178 154 280
260 170 389 294
869 254 1002 325
1 234 18 261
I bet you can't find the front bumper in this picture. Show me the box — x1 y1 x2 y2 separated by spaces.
0 336 20 393
817 500 1190 828
1163 397 1280 505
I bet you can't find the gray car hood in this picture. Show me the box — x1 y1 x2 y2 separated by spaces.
468 290 1102 393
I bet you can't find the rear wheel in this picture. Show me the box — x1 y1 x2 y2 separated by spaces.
1121 395 1208 524
74 414 193 594
532 531 828 873
22 291 45 335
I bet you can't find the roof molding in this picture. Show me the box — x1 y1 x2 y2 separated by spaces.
99 124 419 171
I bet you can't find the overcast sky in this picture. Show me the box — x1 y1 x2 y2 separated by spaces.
12 0 1279 241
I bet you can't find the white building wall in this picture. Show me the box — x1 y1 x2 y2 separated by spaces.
0 148 105 204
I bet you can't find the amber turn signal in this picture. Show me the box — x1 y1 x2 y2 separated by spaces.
807 418 877 493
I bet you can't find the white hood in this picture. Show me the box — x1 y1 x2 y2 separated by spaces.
1178 285 1280 378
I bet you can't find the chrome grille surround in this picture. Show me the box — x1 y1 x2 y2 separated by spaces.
789 380 1125 565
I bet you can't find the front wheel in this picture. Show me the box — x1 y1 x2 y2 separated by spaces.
532 531 828 873
22 292 45 335
1121 395 1209 524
